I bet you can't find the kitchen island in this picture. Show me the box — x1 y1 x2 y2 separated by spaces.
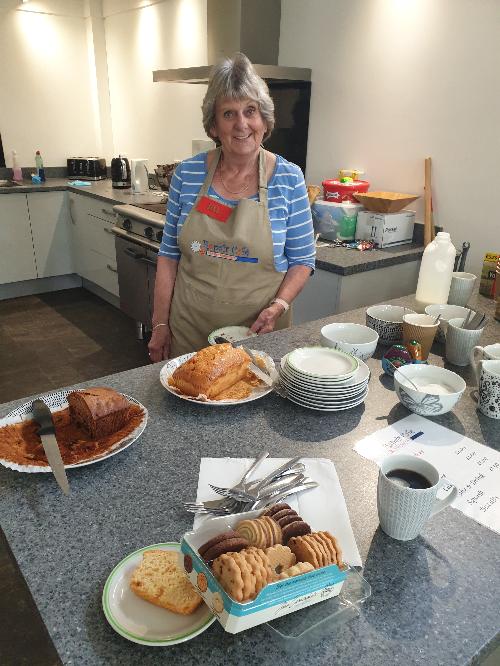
0 292 498 665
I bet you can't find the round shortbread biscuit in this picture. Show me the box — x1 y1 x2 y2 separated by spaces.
257 517 273 548
240 549 268 596
226 551 255 601
198 530 240 557
265 544 296 577
287 535 319 569
236 519 266 549
278 562 314 579
212 553 245 602
282 520 311 544
259 515 282 546
315 531 337 565
260 503 292 517
304 534 329 567
245 546 274 584
202 536 249 563
326 532 345 568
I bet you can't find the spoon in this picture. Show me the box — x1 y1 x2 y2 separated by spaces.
388 359 421 391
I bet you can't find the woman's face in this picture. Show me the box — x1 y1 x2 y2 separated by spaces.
210 97 267 158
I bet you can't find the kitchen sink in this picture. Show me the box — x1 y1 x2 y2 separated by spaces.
0 180 21 187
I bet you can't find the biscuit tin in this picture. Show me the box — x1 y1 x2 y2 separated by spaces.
180 510 348 634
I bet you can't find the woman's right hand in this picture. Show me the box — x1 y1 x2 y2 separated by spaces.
148 324 171 362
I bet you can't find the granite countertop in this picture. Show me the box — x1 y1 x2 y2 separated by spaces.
0 292 498 665
0 177 426 276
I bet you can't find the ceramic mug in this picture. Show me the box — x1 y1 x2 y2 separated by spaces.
476 359 500 419
447 272 477 307
445 317 485 366
377 454 458 541
470 343 500 383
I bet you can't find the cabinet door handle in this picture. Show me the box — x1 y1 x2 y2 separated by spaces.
106 264 118 273
137 256 157 268
124 247 145 260
101 208 114 216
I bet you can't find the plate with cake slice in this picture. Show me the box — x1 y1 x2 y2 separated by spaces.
160 343 276 405
0 387 148 472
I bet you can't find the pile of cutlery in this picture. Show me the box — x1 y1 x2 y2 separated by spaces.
462 310 487 330
183 452 318 515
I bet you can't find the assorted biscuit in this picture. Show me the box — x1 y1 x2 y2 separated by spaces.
197 503 345 603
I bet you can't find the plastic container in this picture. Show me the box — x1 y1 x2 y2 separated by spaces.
35 150 45 182
312 198 363 241
415 232 456 311
11 150 22 182
322 179 370 204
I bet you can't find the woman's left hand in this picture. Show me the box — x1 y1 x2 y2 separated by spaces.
250 303 284 335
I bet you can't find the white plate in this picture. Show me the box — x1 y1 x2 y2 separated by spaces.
280 356 370 389
207 326 257 345
0 390 148 473
160 351 275 405
280 379 369 404
102 542 215 646
285 389 368 412
287 347 358 379
279 369 369 396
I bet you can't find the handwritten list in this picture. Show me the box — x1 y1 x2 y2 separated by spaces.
354 414 500 534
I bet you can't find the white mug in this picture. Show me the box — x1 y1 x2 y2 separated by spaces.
377 454 457 541
470 344 500 383
476 359 500 419
447 272 477 307
445 317 484 366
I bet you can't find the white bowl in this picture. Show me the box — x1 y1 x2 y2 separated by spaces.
320 323 379 361
394 364 466 416
208 326 256 345
424 304 475 342
366 305 416 345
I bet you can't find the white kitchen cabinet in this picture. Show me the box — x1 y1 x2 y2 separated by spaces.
0 194 37 284
28 192 74 278
69 193 119 297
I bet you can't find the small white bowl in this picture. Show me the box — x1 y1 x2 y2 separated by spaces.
424 304 474 342
320 322 379 361
207 326 256 345
366 305 416 345
394 364 466 416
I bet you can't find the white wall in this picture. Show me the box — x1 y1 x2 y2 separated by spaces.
0 1 100 167
103 0 209 165
279 0 499 276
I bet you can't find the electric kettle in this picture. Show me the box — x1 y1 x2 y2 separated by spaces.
130 158 149 194
111 155 131 189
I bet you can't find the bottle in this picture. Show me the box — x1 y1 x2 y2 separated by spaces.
35 150 46 182
495 258 500 321
11 150 23 182
415 232 456 310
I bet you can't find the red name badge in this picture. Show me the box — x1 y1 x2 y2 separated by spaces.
196 196 233 223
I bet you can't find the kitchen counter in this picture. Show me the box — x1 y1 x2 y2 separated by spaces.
0 292 499 665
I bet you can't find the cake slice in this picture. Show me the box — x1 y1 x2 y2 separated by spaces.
130 549 203 615
67 387 131 438
170 343 250 399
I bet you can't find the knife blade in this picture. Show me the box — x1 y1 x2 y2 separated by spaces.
31 399 70 495
213 336 274 387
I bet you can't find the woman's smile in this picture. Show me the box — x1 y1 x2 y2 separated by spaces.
211 97 267 156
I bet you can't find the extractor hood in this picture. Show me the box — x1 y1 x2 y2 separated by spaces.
153 0 311 84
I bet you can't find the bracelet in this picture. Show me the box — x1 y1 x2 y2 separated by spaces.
152 322 168 330
270 297 290 313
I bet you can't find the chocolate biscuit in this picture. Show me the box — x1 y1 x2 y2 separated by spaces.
199 530 240 557
271 508 298 523
282 520 311 544
260 503 292 517
202 537 249 563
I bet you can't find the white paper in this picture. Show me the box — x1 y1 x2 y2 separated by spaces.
194 457 362 567
354 414 500 534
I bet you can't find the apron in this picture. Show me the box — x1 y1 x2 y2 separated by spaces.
169 147 291 357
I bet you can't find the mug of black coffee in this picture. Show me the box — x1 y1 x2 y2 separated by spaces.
377 454 457 540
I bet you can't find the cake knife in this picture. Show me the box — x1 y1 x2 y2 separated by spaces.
31 399 70 495
213 336 274 386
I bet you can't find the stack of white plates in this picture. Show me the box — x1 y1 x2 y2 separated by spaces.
279 347 370 411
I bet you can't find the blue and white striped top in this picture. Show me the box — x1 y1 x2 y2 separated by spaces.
159 152 316 273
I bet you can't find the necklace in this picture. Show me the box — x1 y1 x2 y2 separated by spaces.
217 155 256 195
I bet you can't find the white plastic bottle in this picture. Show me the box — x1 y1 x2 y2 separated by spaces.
11 150 22 182
415 232 456 310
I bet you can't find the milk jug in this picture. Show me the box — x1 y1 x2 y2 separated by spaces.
415 232 456 310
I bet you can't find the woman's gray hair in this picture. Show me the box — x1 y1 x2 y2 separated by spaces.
202 52 275 142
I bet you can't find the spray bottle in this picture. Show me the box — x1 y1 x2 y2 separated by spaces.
11 150 22 182
35 150 46 182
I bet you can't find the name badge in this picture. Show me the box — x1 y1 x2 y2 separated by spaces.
196 196 233 223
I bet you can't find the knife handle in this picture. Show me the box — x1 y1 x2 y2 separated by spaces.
31 399 55 435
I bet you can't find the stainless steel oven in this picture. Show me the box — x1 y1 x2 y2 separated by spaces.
112 203 165 338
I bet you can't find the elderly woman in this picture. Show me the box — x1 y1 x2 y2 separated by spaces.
148 53 315 361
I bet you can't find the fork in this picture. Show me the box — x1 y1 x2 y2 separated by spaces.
208 463 306 498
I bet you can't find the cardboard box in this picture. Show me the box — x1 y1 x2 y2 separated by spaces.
479 252 500 298
180 510 348 634
356 210 415 248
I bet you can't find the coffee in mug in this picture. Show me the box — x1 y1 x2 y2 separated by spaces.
377 454 457 540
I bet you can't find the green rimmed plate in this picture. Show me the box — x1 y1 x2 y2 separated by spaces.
102 542 215 646
286 347 359 380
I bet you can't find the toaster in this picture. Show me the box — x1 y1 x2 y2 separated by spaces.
67 157 107 180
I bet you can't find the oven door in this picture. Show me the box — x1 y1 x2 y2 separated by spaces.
114 235 157 326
